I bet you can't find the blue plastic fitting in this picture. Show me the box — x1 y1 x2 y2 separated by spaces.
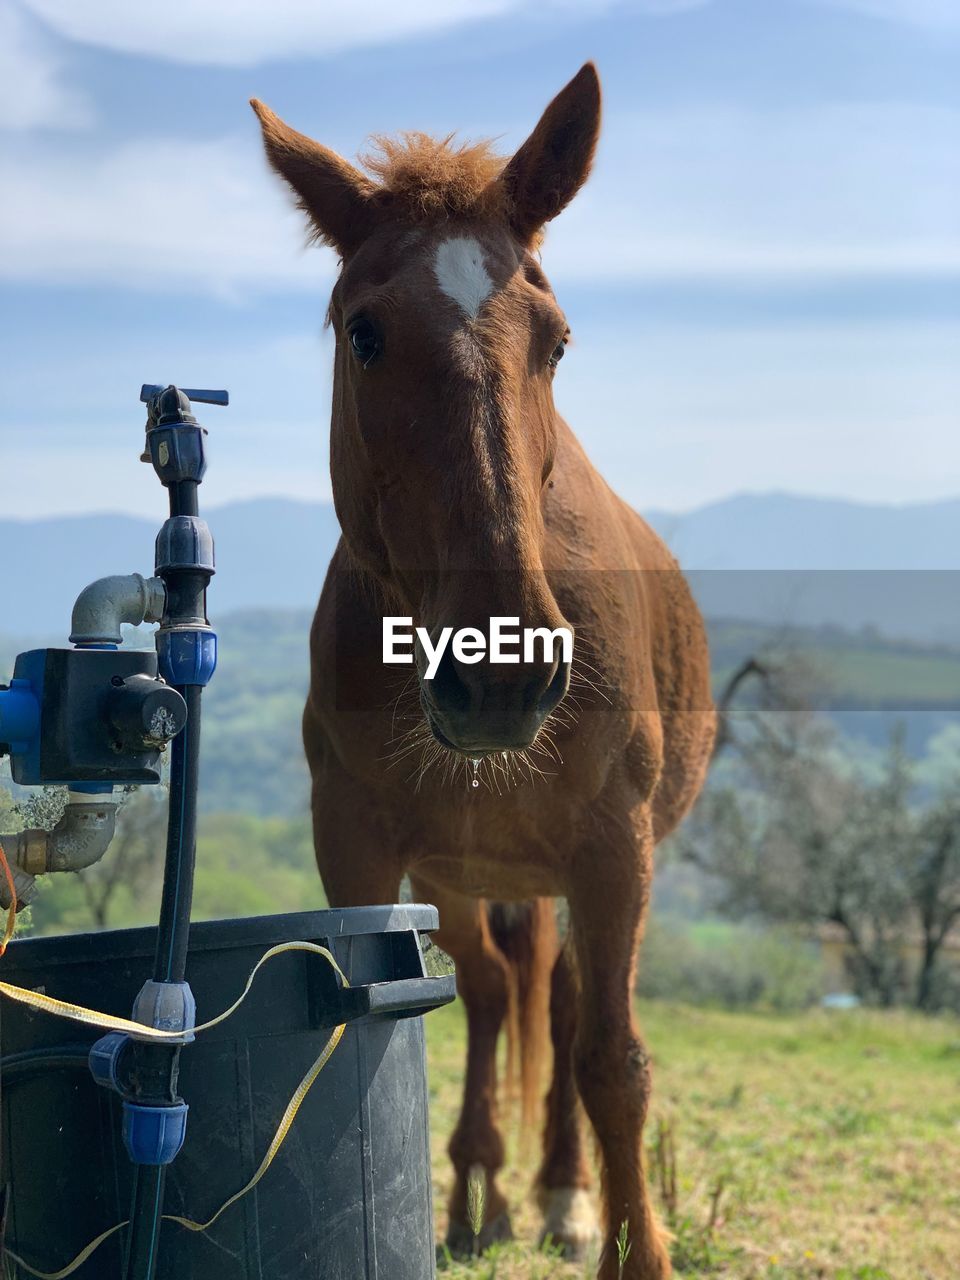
89 978 196 1092
145 423 207 486
130 979 196 1044
88 1032 129 1091
89 979 196 1164
0 681 40 754
154 516 215 575
153 512 217 685
156 628 217 687
122 1101 190 1166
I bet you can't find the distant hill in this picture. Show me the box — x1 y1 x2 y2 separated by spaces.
0 499 341 637
645 493 960 645
2 492 959 641
644 492 960 571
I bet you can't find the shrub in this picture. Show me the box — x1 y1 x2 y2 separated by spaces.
638 914 824 1011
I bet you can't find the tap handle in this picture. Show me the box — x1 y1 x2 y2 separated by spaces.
140 385 229 408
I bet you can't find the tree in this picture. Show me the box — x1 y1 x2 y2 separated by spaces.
911 782 960 1009
680 659 960 1010
74 787 167 929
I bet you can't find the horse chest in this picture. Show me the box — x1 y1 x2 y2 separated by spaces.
407 801 570 899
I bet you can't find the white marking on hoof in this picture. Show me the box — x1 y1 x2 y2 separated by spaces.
434 237 494 319
540 1187 599 1255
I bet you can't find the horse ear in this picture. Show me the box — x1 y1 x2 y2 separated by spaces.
251 99 380 256
499 63 601 246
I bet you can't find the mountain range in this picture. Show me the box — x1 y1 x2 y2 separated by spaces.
2 492 958 642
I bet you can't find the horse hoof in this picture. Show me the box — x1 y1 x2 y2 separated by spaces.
599 1233 672 1280
445 1210 513 1258
538 1187 600 1260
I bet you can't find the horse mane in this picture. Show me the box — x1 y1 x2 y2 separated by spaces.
359 132 509 222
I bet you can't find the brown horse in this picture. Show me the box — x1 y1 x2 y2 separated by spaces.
253 64 715 1280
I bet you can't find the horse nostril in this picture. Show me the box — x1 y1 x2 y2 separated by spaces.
426 645 471 715
422 642 570 751
537 660 569 720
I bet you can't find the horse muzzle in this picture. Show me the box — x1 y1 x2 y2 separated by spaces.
419 650 570 755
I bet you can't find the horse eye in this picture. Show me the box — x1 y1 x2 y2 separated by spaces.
548 339 567 370
348 319 381 364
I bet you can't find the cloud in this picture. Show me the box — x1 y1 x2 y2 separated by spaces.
557 318 960 511
544 102 960 283
18 0 712 68
611 0 711 10
1 102 957 296
0 135 334 295
0 2 93 131
805 0 960 28
20 0 535 68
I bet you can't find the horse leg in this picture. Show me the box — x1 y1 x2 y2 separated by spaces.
536 941 599 1259
413 878 513 1256
568 812 671 1280
309 759 405 906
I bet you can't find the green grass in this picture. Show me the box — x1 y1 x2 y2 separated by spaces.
707 617 960 710
822 650 960 706
426 999 960 1279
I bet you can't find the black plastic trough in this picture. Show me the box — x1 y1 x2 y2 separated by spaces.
0 904 456 1279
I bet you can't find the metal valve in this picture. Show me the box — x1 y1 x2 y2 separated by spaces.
139 384 228 468
140 385 229 408
107 674 187 752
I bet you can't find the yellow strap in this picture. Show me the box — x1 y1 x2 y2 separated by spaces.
6 1222 129 1280
1 941 351 1279
0 940 348 1042
164 1021 346 1234
0 840 17 956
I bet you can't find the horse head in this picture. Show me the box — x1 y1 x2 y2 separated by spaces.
254 65 602 755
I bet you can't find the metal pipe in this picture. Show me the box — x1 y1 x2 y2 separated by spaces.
0 791 118 908
69 573 166 647
0 857 40 908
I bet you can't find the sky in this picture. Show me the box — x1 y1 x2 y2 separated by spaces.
0 0 958 522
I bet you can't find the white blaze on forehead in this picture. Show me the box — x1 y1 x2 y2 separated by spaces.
433 237 494 320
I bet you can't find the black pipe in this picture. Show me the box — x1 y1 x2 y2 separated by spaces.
0 1045 89 1087
124 1166 166 1279
154 684 201 985
169 481 198 520
123 391 216 1280
122 682 202 1280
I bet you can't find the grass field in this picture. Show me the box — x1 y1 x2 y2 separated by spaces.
425 999 960 1280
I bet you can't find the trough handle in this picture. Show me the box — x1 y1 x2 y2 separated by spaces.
333 975 457 1024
